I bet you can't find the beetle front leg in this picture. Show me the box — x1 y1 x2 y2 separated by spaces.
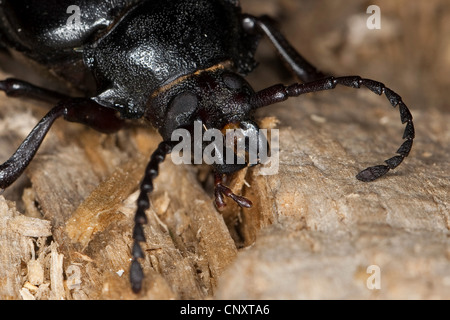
0 98 124 190
242 14 327 83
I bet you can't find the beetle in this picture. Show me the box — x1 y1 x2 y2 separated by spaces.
0 0 414 293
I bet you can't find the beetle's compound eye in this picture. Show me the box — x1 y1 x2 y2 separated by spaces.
222 72 244 90
165 91 198 132
163 91 198 137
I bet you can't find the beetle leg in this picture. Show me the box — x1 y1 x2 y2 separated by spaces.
0 78 125 133
61 98 125 134
0 78 69 103
250 76 414 182
130 140 175 293
0 98 124 190
242 14 326 83
214 173 252 210
0 103 65 190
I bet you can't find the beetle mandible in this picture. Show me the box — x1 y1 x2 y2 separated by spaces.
0 0 414 293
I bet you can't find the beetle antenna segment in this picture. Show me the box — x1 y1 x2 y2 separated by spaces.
250 76 414 181
130 140 175 293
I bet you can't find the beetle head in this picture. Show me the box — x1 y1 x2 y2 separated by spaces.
146 68 267 174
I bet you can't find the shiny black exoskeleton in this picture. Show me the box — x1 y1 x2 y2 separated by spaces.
0 0 414 293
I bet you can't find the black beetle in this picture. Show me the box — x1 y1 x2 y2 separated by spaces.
0 0 414 293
